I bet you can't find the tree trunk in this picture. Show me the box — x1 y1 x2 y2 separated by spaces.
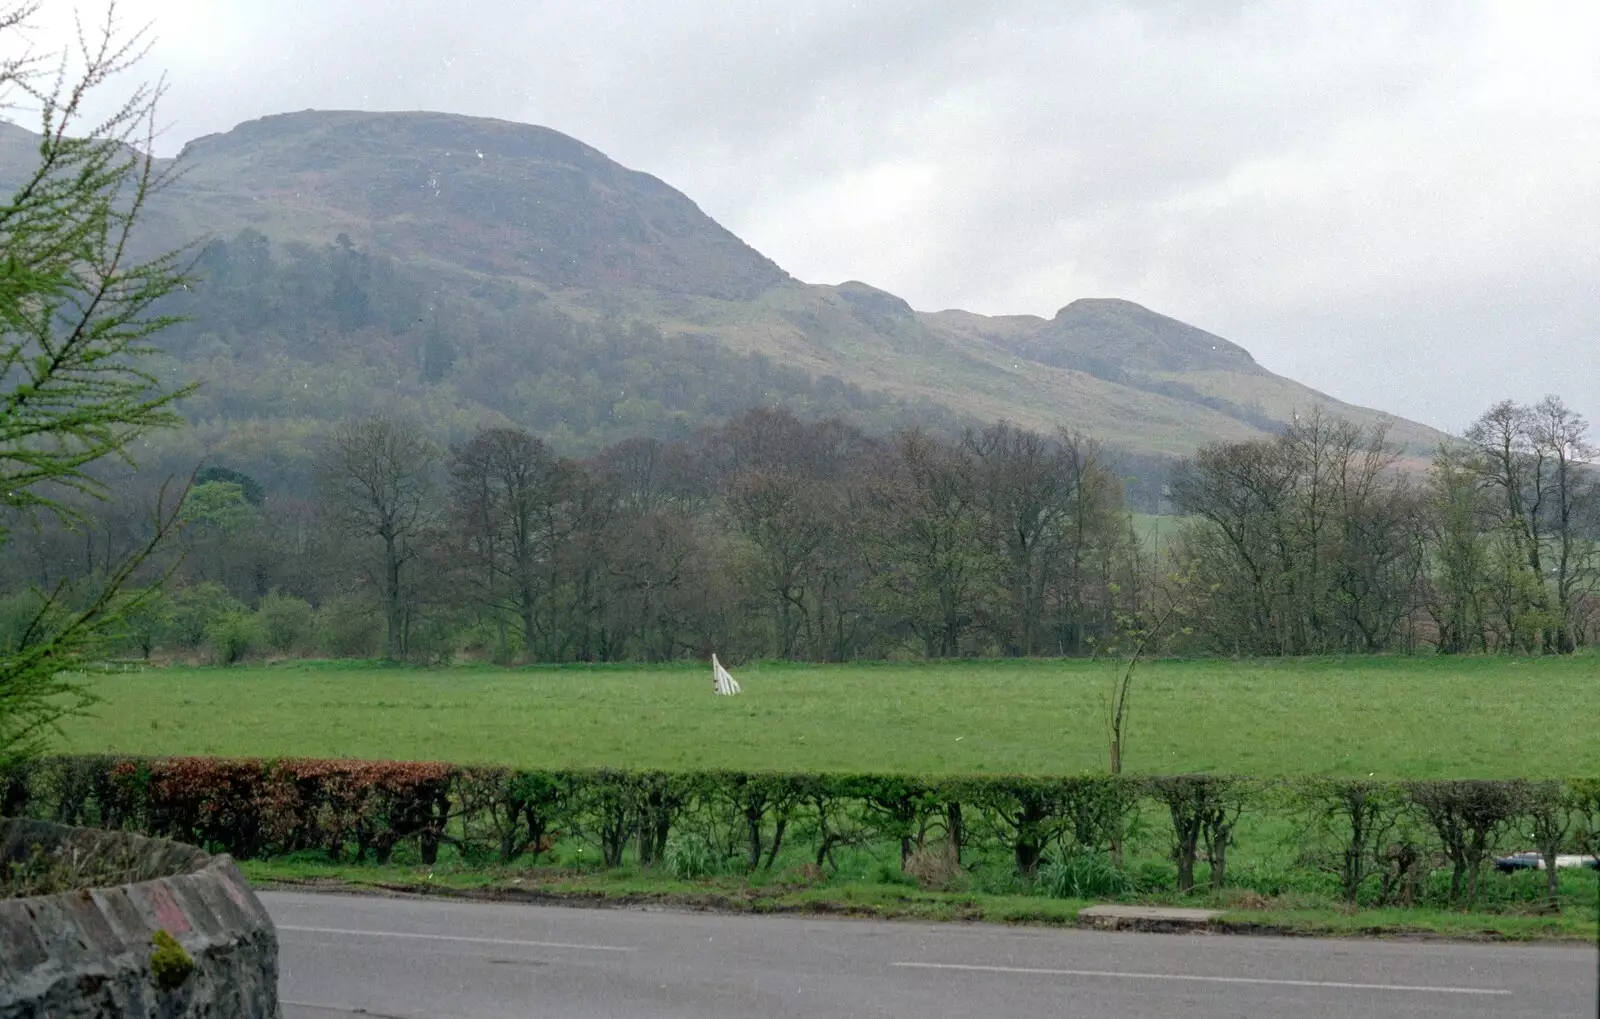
383 533 402 660
764 817 788 871
520 601 537 663
1209 833 1229 891
1015 838 1043 876
1541 847 1560 911
946 802 963 864
1176 852 1196 895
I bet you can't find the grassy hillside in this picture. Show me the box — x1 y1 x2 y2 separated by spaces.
61 656 1598 777
0 110 1449 460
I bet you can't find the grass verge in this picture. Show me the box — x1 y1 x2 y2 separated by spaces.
239 858 1600 943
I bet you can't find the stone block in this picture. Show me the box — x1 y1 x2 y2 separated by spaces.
0 818 280 1019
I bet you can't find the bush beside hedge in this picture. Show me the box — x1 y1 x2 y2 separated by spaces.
5 757 1598 907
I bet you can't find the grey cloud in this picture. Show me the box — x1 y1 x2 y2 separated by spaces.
43 0 1600 430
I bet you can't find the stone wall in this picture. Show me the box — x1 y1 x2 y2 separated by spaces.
0 818 280 1019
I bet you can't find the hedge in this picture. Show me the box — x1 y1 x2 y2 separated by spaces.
4 758 1598 906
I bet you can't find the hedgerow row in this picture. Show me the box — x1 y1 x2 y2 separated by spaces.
5 757 1598 907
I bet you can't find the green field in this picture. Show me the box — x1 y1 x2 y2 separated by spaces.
59 655 1599 777
1129 512 1195 550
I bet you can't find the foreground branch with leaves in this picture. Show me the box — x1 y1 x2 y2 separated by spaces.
0 2 193 769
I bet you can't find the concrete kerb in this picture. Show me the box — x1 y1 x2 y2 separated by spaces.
1078 904 1224 933
0 818 281 1019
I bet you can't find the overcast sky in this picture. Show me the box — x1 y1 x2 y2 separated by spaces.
31 0 1600 433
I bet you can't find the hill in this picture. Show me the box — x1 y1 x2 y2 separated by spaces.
0 110 1446 471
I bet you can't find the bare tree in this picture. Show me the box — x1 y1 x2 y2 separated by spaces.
1106 568 1193 775
603 506 722 661
592 436 707 516
1327 422 1424 652
316 416 438 659
1463 397 1597 652
864 431 993 658
1047 431 1128 654
1465 401 1552 646
1422 443 1491 653
1525 396 1596 651
966 422 1075 656
1171 438 1290 653
556 467 622 662
1173 416 1425 655
449 427 576 662
726 469 836 658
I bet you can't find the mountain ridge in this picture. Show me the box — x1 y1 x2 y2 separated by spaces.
0 109 1446 458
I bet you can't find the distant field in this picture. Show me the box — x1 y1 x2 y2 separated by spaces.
1129 513 1194 549
56 655 1599 777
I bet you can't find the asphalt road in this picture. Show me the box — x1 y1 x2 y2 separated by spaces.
265 891 1599 1018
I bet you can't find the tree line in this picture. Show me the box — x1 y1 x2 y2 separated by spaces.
39 409 1143 663
1172 399 1598 656
2 399 1593 665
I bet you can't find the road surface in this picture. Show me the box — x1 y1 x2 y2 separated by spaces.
265 890 1598 1018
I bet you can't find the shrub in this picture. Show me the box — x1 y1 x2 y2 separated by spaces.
634 772 692 868
258 593 315 654
273 758 454 864
149 930 194 990
845 774 934 870
115 589 172 660
1519 780 1575 910
1144 775 1256 894
1127 859 1178 894
403 602 466 665
136 757 285 858
454 768 571 864
664 834 730 880
573 770 642 868
206 611 264 665
904 844 964 891
1290 778 1407 903
0 591 52 654
1571 778 1600 851
165 583 246 650
964 777 1063 877
314 595 384 658
37 756 457 863
1040 849 1129 900
1406 779 1527 906
9 759 1595 913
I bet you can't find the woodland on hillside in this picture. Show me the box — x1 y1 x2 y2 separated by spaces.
154 230 948 453
117 229 1179 506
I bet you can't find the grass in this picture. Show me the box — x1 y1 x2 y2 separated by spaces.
239 857 1091 927
59 653 1600 777
238 856 1600 942
1129 512 1195 550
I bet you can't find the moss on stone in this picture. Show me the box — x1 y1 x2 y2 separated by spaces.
149 929 194 990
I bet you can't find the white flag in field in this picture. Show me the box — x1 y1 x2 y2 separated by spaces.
712 654 741 695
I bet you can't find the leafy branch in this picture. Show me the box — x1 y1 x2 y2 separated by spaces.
0 2 195 769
